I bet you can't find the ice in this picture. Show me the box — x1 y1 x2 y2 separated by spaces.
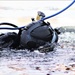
0 32 75 75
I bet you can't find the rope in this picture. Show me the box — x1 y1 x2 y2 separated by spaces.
0 27 19 30
40 0 75 21
0 0 74 30
0 26 24 30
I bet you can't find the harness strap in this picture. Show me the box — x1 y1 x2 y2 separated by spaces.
51 31 57 43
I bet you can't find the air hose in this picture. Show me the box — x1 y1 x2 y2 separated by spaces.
0 0 74 30
0 23 18 27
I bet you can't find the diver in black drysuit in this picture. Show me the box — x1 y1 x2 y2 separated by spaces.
0 21 60 50
0 11 60 51
0 22 42 49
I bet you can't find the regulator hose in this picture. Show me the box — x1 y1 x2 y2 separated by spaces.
0 22 18 27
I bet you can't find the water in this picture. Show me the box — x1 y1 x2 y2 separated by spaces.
0 32 75 75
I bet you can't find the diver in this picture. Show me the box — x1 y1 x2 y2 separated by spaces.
0 11 60 52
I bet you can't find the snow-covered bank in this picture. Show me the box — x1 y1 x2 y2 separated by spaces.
0 1 75 28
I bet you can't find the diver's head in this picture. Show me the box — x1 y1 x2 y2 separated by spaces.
36 11 45 20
